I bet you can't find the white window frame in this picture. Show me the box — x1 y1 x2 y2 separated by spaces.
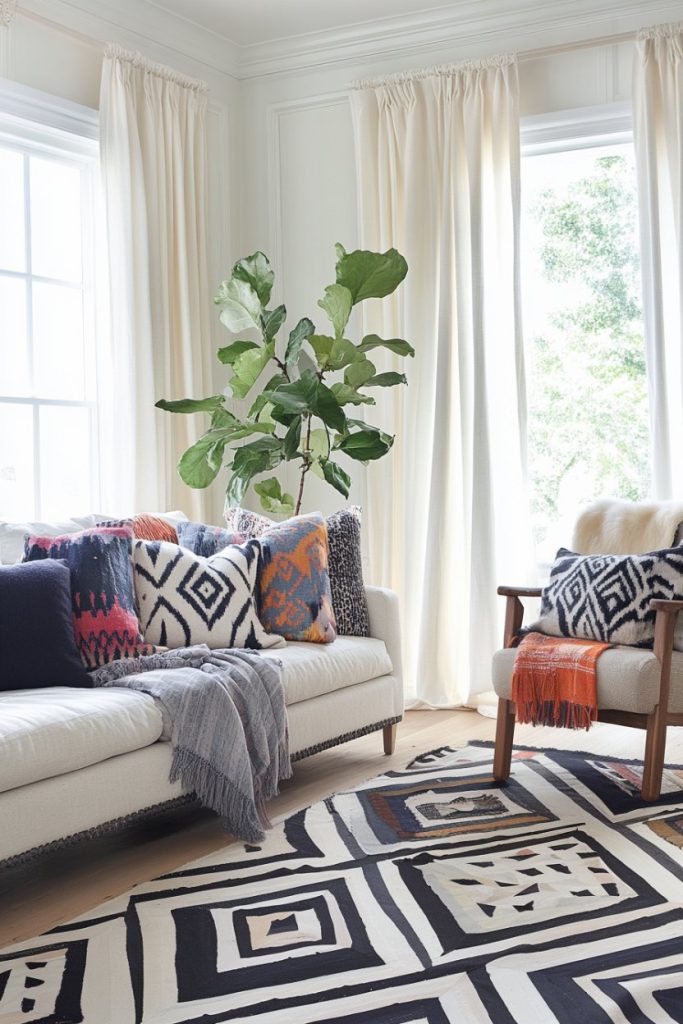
521 101 632 157
0 78 105 519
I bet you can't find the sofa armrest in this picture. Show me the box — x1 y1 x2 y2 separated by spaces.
365 585 403 692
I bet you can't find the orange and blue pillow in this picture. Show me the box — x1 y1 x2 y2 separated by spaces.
24 526 154 669
258 513 336 644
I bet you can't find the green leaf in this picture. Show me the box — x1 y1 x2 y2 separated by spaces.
313 379 346 433
335 246 408 304
248 373 288 418
366 372 408 387
178 433 227 489
321 459 351 498
254 476 295 515
230 435 284 494
263 371 319 415
297 349 318 378
308 334 334 370
318 284 353 339
216 422 275 443
229 341 275 400
217 341 259 365
155 395 225 414
211 407 241 430
285 317 315 369
283 416 303 459
225 471 248 507
216 278 262 334
262 304 286 341
344 357 376 389
327 337 363 371
231 251 274 306
331 383 375 406
307 428 329 460
358 334 415 358
335 427 394 462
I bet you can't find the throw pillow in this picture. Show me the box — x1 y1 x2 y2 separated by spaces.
176 521 244 558
98 513 180 543
24 527 154 669
224 504 370 636
531 546 683 648
0 513 105 565
133 539 285 650
0 560 92 690
257 513 337 643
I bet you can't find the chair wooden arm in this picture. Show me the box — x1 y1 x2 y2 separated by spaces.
497 586 542 648
497 586 543 598
649 599 683 616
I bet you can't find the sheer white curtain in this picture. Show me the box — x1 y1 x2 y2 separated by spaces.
99 45 213 517
351 57 535 706
634 25 683 499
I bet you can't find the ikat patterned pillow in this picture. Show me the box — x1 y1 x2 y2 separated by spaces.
133 539 285 651
176 521 244 559
257 513 337 644
224 505 369 636
531 546 683 648
24 527 154 669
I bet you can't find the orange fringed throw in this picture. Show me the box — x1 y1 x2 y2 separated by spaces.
511 631 611 730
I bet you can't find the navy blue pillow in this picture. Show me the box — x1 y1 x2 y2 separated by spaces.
0 560 92 689
176 521 243 559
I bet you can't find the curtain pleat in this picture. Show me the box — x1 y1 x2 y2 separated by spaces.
634 25 683 499
351 59 535 706
99 46 213 517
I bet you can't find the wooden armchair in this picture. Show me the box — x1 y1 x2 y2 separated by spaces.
492 586 683 800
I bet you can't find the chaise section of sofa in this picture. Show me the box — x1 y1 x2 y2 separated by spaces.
0 585 402 866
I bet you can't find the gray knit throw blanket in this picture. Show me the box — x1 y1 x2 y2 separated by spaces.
91 646 290 844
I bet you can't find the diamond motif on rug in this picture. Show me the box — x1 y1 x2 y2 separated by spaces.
3 742 683 1022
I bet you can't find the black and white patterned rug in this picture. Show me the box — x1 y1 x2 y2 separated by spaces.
3 741 683 1023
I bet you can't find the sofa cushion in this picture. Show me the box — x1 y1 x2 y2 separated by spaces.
0 560 92 690
0 686 164 794
492 645 683 716
261 635 393 705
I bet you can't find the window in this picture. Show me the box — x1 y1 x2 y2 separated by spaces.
521 107 648 562
0 90 105 521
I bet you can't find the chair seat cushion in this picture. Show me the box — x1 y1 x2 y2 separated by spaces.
492 645 683 716
0 687 164 793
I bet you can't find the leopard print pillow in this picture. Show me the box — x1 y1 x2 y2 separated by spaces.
224 504 370 636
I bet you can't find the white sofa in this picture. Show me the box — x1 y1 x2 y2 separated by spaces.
0 585 402 866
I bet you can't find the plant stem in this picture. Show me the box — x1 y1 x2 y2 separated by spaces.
295 413 313 515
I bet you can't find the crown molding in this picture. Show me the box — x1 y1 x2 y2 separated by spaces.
17 0 239 81
237 0 683 79
15 0 683 85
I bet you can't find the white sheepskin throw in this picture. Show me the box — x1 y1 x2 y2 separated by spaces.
571 499 683 555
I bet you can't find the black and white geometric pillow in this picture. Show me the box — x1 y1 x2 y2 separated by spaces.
133 540 285 651
531 546 683 648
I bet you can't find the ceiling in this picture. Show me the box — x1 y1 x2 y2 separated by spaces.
143 0 463 47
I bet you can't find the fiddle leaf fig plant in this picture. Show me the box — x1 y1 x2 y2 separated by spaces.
156 244 412 516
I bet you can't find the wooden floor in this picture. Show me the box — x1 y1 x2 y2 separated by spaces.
2 707 683 950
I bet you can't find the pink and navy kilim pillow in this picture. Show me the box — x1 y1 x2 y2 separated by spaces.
24 526 154 669
258 513 337 644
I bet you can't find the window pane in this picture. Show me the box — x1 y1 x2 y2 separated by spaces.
0 147 25 273
0 403 35 521
522 145 649 562
33 282 85 400
39 405 93 519
0 277 29 396
30 156 83 282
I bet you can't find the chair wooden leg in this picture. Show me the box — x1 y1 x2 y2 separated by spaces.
493 698 516 782
642 707 667 801
383 723 397 755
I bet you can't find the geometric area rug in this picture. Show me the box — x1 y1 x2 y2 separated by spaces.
2 742 683 1023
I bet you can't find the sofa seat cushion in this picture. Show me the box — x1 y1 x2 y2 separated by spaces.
0 687 164 794
492 646 683 716
261 636 393 706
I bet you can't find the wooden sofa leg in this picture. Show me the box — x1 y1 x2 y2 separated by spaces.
642 707 667 801
493 698 516 782
383 723 397 755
